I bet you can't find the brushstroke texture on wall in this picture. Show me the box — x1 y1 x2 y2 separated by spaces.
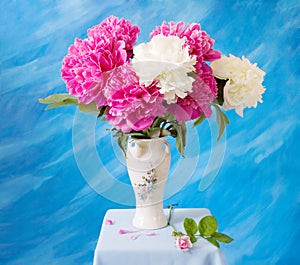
1 0 299 264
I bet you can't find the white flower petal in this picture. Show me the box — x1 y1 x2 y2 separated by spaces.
211 55 265 116
132 35 196 102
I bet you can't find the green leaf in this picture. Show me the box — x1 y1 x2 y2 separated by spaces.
39 93 99 114
188 234 197 243
205 236 220 248
184 218 198 235
187 72 198 78
211 232 233 243
198 216 218 237
193 113 206 127
43 98 78 110
151 116 166 129
148 128 161 138
215 78 228 105
163 112 175 121
98 106 108 118
211 103 229 140
78 102 99 114
128 132 148 138
39 93 76 103
114 131 128 157
170 121 186 157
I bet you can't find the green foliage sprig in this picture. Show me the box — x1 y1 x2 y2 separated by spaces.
113 113 187 157
168 205 233 248
39 93 229 157
39 94 188 156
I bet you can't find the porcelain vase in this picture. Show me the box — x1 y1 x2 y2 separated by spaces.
126 137 170 229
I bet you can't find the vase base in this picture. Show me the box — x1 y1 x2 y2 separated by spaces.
132 205 168 230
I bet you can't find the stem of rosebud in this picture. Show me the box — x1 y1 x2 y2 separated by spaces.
167 204 179 234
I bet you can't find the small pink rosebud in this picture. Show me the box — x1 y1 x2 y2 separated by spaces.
176 236 193 252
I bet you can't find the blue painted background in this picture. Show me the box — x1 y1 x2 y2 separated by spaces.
1 0 299 264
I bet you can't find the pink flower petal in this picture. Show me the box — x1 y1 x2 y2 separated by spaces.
176 236 193 251
61 16 140 107
130 234 140 240
105 219 115 225
105 64 165 132
143 232 156 236
118 229 138 235
129 232 156 240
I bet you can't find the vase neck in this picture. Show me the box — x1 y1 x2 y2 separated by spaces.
127 137 169 162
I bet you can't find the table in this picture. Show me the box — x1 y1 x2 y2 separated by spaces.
93 208 225 265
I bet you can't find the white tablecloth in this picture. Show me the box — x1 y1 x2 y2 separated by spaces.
93 208 225 265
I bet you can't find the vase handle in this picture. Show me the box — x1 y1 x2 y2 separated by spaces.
163 140 170 154
128 139 144 159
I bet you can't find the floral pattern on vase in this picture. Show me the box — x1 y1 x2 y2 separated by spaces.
134 167 158 201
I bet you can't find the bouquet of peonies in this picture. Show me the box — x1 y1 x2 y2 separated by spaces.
40 16 265 156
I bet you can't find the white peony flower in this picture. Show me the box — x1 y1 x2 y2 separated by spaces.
211 55 266 117
132 35 196 103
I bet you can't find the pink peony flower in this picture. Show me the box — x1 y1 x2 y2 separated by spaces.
61 36 127 106
88 16 140 60
150 21 221 72
167 73 216 122
150 21 220 111
61 16 140 107
176 236 193 251
198 62 218 96
104 64 166 133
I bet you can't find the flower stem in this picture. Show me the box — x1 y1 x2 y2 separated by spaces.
167 204 178 232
